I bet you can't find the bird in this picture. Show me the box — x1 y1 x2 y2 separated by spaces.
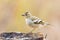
22 11 50 33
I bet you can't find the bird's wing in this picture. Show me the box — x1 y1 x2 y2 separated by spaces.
31 16 44 24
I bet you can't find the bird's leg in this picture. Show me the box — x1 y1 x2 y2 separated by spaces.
29 27 37 33
22 28 36 37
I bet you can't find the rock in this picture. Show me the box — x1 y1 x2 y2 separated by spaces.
0 32 44 40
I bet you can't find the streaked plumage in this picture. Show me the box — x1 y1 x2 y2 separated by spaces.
22 11 50 32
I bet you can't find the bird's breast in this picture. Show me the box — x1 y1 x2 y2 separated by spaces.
25 19 33 25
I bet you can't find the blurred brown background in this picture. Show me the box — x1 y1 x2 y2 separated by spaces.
0 0 60 40
0 0 49 32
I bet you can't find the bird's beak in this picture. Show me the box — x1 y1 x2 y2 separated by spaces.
22 14 25 16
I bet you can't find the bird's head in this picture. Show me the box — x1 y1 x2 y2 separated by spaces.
22 11 32 18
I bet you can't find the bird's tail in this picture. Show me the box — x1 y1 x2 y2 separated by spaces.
44 22 54 26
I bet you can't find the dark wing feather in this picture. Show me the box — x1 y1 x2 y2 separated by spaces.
34 20 44 25
31 16 44 25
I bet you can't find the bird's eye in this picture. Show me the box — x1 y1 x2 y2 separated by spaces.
25 13 27 16
25 12 28 14
25 12 28 16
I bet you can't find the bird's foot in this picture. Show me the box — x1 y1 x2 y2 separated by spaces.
27 31 33 34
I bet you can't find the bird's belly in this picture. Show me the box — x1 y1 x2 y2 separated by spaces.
26 20 38 27
25 19 39 27
26 19 33 25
